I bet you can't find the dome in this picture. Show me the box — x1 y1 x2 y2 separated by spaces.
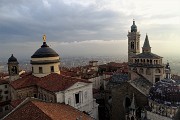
31 42 59 58
149 79 180 107
131 20 137 32
8 54 18 63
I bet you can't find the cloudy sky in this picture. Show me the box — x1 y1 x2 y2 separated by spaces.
0 0 180 59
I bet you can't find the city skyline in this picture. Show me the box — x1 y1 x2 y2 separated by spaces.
0 0 180 58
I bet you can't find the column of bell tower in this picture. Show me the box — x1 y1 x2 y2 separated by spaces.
127 20 140 63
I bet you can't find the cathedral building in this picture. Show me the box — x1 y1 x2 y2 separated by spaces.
111 20 180 120
128 21 164 84
9 35 99 119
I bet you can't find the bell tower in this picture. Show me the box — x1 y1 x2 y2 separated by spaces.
127 20 140 63
7 54 19 81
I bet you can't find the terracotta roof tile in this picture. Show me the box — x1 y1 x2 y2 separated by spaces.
4 98 93 120
10 99 25 108
11 73 91 92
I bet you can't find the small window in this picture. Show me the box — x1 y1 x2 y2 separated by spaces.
51 66 54 72
4 91 8 94
4 85 7 88
50 97 53 102
75 93 80 104
5 106 9 111
44 95 46 101
34 94 37 98
12 66 17 74
32 67 34 73
39 67 43 73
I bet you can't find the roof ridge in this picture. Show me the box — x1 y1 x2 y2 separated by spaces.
2 97 50 120
31 100 54 120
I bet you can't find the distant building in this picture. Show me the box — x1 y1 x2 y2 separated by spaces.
0 79 11 118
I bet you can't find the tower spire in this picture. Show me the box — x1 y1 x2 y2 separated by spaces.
165 62 171 79
142 34 151 53
131 19 137 32
130 93 136 110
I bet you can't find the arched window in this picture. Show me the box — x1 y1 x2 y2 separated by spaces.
125 97 131 108
131 42 134 49
146 68 151 75
150 60 152 64
155 69 161 73
12 66 17 74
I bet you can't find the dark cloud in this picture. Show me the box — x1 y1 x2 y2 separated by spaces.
0 0 128 43
0 0 179 58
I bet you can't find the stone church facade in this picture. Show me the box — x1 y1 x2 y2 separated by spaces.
111 20 165 120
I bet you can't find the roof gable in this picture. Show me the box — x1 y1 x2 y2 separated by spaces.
4 98 93 120
4 101 51 120
65 82 89 91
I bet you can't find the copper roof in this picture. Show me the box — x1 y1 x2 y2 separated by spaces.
4 98 93 120
10 73 91 92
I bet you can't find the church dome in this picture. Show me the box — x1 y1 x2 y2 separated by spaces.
131 20 137 32
8 54 18 63
149 79 180 107
31 42 59 58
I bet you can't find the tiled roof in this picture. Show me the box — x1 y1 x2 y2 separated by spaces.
10 73 91 92
132 52 162 59
106 62 128 68
10 99 25 108
61 70 77 77
4 98 93 120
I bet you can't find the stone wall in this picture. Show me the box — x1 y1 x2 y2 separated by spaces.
111 82 148 120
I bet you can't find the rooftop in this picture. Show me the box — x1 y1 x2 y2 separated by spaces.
4 98 93 120
132 52 162 59
10 73 91 92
